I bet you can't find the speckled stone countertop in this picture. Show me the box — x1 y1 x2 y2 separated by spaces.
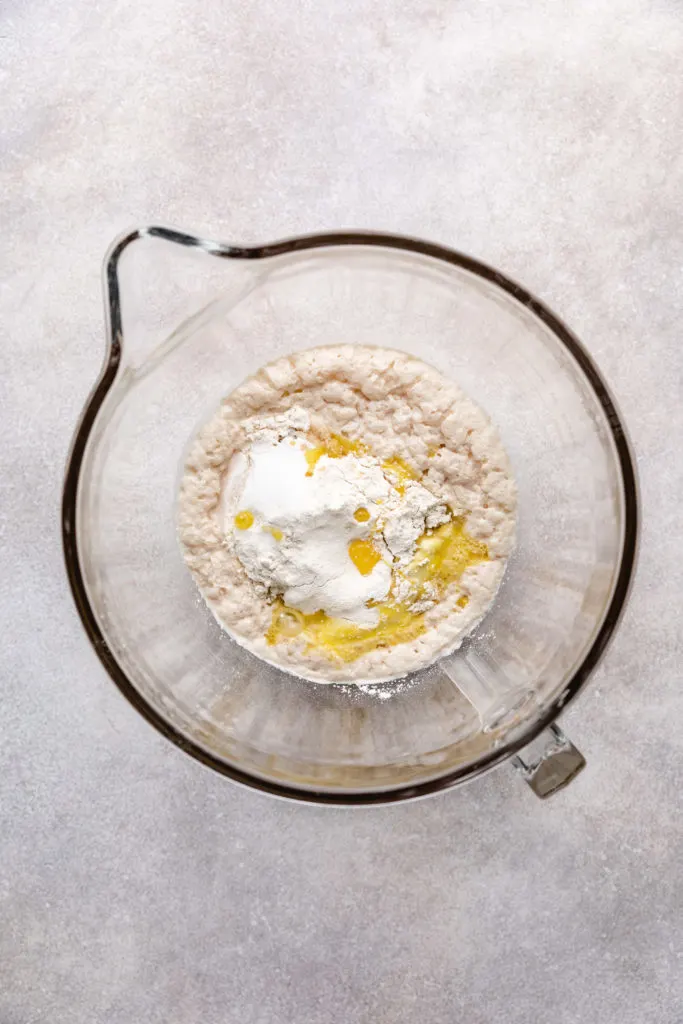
1 1 681 1021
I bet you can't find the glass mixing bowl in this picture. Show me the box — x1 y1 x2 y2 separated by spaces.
63 228 638 803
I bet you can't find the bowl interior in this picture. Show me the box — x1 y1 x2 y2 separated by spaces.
72 236 633 797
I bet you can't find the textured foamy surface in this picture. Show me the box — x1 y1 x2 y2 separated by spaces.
179 346 516 681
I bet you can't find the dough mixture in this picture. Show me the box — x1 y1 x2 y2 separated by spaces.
178 346 516 683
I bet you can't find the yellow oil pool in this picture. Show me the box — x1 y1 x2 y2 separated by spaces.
234 510 254 530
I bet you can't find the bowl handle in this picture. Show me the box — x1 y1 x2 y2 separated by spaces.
438 650 585 797
512 723 586 798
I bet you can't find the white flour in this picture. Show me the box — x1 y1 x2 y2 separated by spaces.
226 431 392 627
222 410 451 627
178 345 517 683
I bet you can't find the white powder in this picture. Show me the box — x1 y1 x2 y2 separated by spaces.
223 412 451 627
225 435 391 627
380 482 451 561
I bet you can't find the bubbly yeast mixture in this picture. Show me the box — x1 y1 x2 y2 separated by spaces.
178 346 516 683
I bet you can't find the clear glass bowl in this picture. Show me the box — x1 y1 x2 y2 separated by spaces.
63 228 638 803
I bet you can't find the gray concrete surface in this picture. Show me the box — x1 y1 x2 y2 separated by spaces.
1 0 682 1021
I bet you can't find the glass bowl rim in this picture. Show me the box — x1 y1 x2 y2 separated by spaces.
62 226 639 805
